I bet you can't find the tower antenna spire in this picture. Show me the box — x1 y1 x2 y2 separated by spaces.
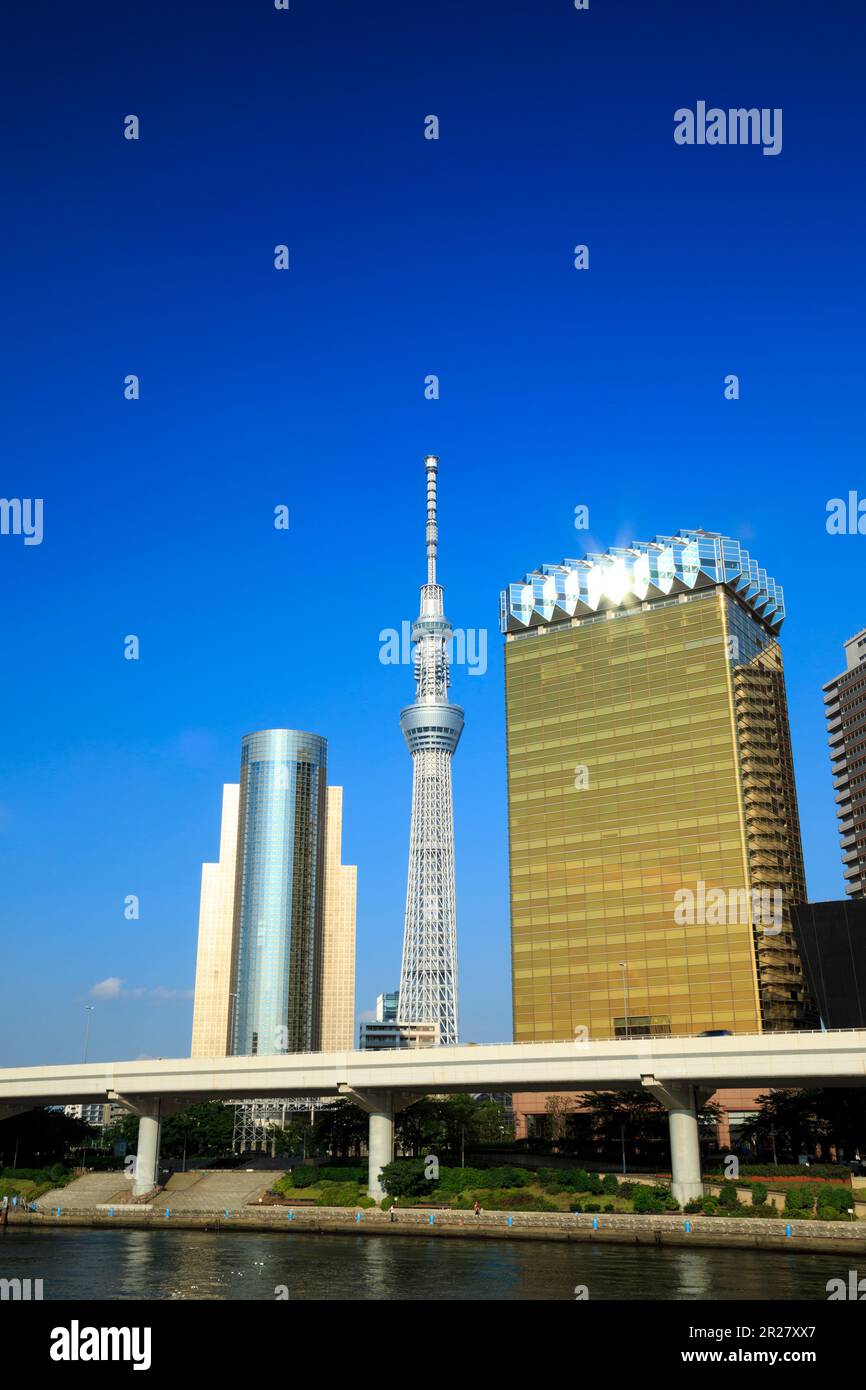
425 454 438 585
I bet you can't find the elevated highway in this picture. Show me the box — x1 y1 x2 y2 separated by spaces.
2 1030 864 1201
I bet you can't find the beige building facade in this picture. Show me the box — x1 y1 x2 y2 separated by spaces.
320 786 358 1052
191 783 240 1058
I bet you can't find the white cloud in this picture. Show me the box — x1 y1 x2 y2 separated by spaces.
89 978 192 1001
91 976 124 999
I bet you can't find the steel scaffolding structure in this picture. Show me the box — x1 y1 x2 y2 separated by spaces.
397 456 463 1044
231 1097 322 1154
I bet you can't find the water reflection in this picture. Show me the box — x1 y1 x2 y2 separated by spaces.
0 1228 846 1302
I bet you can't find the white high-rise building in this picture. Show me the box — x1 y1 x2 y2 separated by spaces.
191 767 356 1058
396 456 463 1044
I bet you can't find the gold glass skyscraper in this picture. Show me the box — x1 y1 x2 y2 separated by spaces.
501 530 813 1042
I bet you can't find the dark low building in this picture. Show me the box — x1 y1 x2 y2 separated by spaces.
791 900 866 1028
823 630 866 898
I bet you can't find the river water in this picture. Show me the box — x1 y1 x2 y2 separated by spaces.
0 1227 849 1300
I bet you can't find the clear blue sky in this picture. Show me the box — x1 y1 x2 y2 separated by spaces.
1 0 864 1065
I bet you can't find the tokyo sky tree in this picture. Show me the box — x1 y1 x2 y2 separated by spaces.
397 455 463 1045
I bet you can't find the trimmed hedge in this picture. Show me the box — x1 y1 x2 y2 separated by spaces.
707 1162 851 1180
288 1166 318 1188
455 1188 558 1212
316 1166 366 1185
313 1182 374 1208
285 1165 368 1189
437 1166 531 1193
0 1166 68 1185
784 1183 855 1219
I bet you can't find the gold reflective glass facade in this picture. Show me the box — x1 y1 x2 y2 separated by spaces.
506 588 812 1042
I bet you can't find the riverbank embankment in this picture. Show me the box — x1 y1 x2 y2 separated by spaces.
9 1203 866 1256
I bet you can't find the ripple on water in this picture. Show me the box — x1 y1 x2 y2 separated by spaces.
0 1227 847 1301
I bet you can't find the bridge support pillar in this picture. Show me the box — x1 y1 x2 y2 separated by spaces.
367 1100 394 1202
641 1078 706 1207
338 1086 414 1200
133 1105 162 1197
110 1095 187 1197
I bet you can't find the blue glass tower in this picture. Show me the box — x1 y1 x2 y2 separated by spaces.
231 729 328 1055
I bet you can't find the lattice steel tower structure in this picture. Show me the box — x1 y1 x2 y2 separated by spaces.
397 456 463 1044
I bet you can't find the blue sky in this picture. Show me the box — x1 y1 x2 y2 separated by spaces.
1 0 865 1065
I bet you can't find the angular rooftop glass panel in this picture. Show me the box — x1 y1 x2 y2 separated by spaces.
500 528 785 634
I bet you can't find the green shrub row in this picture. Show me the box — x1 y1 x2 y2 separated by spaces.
537 1169 620 1195
0 1165 68 1184
454 1189 558 1212
286 1165 368 1188
378 1159 636 1200
313 1182 375 1209
706 1162 850 1180
784 1183 854 1220
437 1166 532 1192
684 1180 857 1221
316 1166 367 1186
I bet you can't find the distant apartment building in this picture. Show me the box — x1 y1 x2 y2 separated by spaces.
359 990 438 1050
191 729 356 1058
63 1103 124 1128
377 990 399 1023
823 629 866 897
501 530 814 1040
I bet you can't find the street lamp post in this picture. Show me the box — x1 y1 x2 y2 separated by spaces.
82 1005 95 1063
618 962 629 1039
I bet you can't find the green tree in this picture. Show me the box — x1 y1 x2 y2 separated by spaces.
0 1108 93 1168
396 1094 513 1157
739 1088 866 1162
379 1159 434 1199
396 1099 449 1156
580 1090 721 1163
544 1094 573 1144
312 1100 368 1158
159 1101 235 1160
473 1100 512 1143
101 1112 139 1153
